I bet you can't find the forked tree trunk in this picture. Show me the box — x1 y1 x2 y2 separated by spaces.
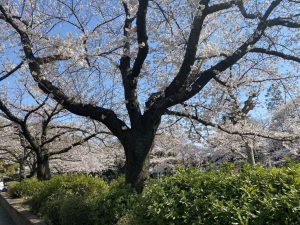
123 130 155 192
36 154 51 180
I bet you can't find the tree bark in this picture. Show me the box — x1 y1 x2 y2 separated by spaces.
245 142 256 166
19 160 25 181
36 154 51 180
27 160 37 178
123 130 155 192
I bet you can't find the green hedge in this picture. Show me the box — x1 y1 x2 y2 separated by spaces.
8 178 44 198
95 177 138 225
132 163 300 225
9 175 108 225
9 163 300 225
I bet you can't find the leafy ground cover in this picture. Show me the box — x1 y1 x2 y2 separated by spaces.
8 162 300 225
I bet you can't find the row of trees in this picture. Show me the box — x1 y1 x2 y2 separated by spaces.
0 0 300 191
0 95 105 180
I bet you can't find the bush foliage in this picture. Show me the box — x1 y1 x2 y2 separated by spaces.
8 178 44 198
9 175 108 225
9 163 300 225
134 163 300 225
95 177 138 225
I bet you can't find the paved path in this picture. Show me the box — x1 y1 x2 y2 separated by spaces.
0 205 15 225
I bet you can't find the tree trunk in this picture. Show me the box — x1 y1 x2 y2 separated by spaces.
245 142 256 166
123 131 155 192
19 160 25 181
36 154 51 180
27 160 37 178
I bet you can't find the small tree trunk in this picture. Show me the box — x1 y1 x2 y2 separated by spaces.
245 142 256 166
36 155 51 180
124 131 155 192
19 160 25 181
27 160 37 178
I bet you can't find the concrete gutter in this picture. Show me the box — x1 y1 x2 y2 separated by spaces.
0 193 46 225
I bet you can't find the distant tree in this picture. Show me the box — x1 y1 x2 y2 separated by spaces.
268 96 300 161
151 127 205 171
0 91 102 180
0 123 35 180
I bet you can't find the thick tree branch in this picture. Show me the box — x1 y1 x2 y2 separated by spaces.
164 0 209 98
267 18 300 28
131 0 149 79
153 0 284 111
250 48 300 63
0 5 129 138
208 0 258 19
0 100 23 126
235 1 258 19
184 0 284 99
35 55 70 64
120 1 143 127
0 99 40 152
163 0 259 100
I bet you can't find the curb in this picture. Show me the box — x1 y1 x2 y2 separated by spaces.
0 193 46 225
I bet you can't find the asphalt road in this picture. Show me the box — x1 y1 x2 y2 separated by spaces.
0 205 15 225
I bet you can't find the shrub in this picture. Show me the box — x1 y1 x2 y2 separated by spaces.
8 163 300 225
8 175 109 225
95 176 138 225
30 175 108 225
133 164 300 225
6 181 19 192
8 178 44 198
59 195 97 225
30 175 108 214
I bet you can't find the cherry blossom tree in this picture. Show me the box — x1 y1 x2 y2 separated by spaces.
0 117 33 179
0 89 103 180
0 123 35 180
151 128 205 175
267 96 300 162
51 140 126 180
1 0 300 190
